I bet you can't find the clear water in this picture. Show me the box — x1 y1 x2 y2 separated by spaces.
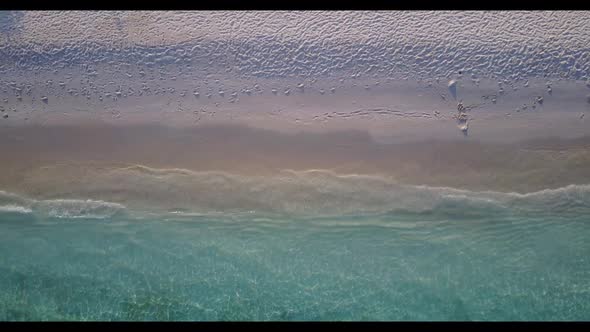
1 206 588 321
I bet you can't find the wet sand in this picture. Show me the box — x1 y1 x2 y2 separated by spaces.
1 123 590 199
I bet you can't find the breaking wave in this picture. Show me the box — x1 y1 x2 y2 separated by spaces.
0 190 126 219
0 164 587 220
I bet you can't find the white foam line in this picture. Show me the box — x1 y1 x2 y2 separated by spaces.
59 164 590 198
0 205 33 214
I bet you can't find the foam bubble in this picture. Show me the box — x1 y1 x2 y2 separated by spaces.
33 199 127 219
0 204 33 214
0 190 127 220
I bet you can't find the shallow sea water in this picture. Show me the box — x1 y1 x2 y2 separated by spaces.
1 203 588 321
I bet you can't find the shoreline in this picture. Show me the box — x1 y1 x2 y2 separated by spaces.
1 123 590 198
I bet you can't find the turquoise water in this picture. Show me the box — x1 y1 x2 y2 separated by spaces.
1 202 589 321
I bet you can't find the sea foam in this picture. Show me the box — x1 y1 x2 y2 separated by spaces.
4 165 590 219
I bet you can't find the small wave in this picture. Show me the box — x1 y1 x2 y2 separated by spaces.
33 199 127 219
0 190 128 220
13 163 590 219
0 204 33 214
